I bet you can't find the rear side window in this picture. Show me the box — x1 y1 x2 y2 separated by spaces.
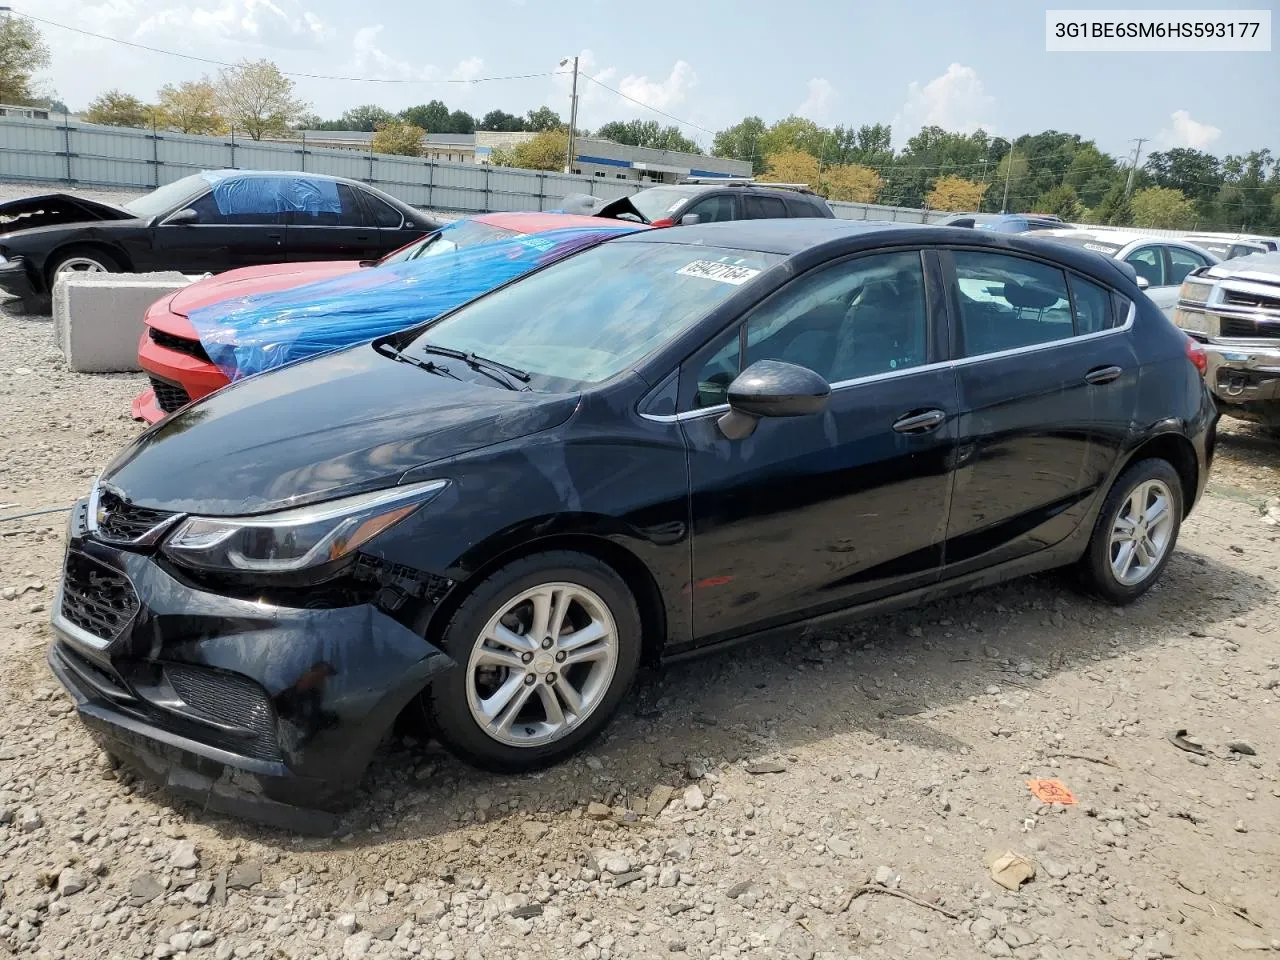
1070 275 1115 334
363 193 404 228
290 183 365 226
952 251 1073 356
745 195 787 219
785 196 821 217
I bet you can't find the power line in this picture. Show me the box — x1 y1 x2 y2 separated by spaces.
19 12 558 85
581 74 718 137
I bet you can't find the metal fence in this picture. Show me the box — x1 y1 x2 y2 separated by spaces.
0 115 953 222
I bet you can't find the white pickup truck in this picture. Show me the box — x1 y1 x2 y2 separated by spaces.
1173 252 1280 437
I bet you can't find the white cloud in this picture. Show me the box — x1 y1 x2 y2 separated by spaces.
1156 109 1221 150
894 63 994 145
797 78 836 123
551 51 699 132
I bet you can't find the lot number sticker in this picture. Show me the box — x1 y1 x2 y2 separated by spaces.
677 260 761 285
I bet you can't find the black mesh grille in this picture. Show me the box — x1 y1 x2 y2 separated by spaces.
1223 289 1280 311
149 327 211 362
1220 317 1280 339
60 551 138 642
96 490 176 543
163 664 281 762
148 375 191 414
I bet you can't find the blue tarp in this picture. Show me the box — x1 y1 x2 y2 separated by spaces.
200 171 342 215
188 223 640 380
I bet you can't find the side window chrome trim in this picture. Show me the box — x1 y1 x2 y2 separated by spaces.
639 300 1136 425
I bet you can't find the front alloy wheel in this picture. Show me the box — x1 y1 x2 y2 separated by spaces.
428 551 642 772
466 582 619 748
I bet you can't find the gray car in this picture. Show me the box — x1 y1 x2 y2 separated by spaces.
1173 252 1280 435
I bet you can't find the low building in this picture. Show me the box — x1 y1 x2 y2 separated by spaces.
568 137 750 183
273 130 750 182
0 103 52 121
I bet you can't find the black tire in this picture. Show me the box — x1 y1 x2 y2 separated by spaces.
428 550 642 772
46 246 123 288
1078 457 1184 604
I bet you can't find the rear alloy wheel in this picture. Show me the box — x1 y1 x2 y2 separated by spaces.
429 552 642 771
1080 458 1183 604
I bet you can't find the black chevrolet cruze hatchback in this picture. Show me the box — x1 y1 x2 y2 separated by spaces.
51 220 1216 826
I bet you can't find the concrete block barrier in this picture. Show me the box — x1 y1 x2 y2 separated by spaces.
53 273 194 373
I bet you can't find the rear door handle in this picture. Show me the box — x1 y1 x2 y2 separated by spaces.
1085 365 1123 385
892 409 946 434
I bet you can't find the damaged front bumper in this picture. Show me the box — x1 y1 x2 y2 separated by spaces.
48 499 455 831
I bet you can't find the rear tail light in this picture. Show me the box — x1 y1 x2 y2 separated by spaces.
1185 336 1207 377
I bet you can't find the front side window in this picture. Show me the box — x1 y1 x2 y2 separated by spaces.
689 251 929 407
686 195 736 223
408 241 782 391
952 250 1072 356
1124 246 1165 287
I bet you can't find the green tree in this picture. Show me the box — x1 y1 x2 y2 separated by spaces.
157 80 223 135
340 104 395 132
371 121 425 157
1144 148 1222 203
448 109 475 134
1034 183 1083 221
0 16 50 105
401 100 451 133
524 106 561 132
712 116 767 175
1092 183 1134 226
1130 186 1198 229
478 109 525 132
594 119 701 154
758 116 826 161
215 59 307 139
81 90 151 128
490 130 567 171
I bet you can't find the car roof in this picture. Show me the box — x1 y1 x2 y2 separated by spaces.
473 211 645 233
614 218 1141 288
200 169 349 183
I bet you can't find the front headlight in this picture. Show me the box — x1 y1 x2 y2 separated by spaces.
161 479 448 574
1178 278 1212 305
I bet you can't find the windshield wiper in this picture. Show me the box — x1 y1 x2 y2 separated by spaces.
376 343 461 380
417 343 532 391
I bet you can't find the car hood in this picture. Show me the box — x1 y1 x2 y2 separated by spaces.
1203 251 1280 284
101 343 579 515
0 193 135 236
166 260 361 318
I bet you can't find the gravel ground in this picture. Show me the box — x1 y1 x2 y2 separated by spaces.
2 188 1280 960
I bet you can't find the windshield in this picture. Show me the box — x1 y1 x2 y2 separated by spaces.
623 188 700 223
406 241 782 390
124 175 206 219
379 220 520 265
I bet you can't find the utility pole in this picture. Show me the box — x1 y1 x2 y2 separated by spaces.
1001 143 1014 214
1125 137 1148 197
560 56 580 175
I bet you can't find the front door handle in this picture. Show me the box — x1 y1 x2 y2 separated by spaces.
892 409 946 434
265 233 283 244
1085 365 1123 385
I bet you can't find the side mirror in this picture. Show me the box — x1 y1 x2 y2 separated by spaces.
717 359 830 440
679 213 702 226
167 208 199 225
1135 275 1150 290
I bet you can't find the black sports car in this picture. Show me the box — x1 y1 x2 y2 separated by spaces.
0 170 443 305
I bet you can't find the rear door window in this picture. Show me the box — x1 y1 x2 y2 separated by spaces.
1168 246 1210 284
1069 275 1115 334
951 250 1073 356
745 195 788 219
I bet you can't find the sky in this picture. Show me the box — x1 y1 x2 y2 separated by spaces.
24 0 1280 162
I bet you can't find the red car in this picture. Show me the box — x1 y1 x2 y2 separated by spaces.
132 212 621 423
